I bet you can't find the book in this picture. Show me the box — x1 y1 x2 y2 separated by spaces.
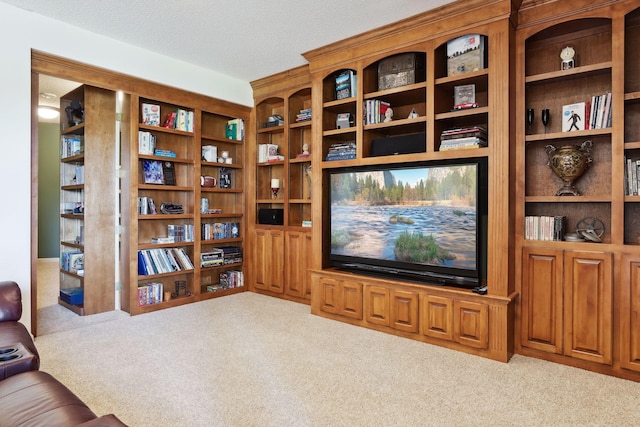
447 34 486 76
142 103 161 126
142 160 164 184
162 161 176 186
562 102 586 132
335 70 356 100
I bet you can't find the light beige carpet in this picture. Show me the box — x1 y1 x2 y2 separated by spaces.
34 291 640 427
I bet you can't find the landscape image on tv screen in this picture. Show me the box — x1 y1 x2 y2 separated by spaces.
330 164 478 271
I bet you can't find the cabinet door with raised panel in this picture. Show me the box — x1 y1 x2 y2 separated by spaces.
453 300 488 349
422 295 453 341
284 230 311 299
364 285 390 326
340 280 363 320
521 247 564 354
621 254 640 373
563 250 612 365
253 228 284 293
390 290 419 333
318 277 340 315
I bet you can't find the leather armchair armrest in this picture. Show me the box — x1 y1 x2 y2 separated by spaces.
0 281 22 322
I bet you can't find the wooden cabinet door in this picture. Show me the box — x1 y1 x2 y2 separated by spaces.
284 230 311 299
318 277 340 314
521 247 564 354
364 285 389 326
340 280 363 319
253 229 284 293
390 290 419 333
453 300 488 349
422 295 453 341
621 254 640 372
563 250 612 365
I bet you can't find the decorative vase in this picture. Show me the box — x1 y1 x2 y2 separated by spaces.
544 140 592 196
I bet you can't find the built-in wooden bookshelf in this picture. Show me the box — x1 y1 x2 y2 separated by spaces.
515 0 640 381
58 85 117 316
122 95 249 315
249 66 314 303
302 0 515 362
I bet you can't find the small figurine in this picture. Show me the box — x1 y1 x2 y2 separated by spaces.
302 143 310 156
384 107 394 122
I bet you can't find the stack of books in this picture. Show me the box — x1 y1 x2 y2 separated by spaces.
200 249 224 268
218 246 243 265
325 141 356 161
440 126 487 151
296 108 312 122
167 224 194 242
219 270 244 289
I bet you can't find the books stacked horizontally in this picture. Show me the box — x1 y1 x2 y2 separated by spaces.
524 215 566 241
137 248 194 276
296 108 312 122
363 99 391 125
137 282 163 306
219 246 243 265
201 247 242 267
440 126 487 151
325 141 356 161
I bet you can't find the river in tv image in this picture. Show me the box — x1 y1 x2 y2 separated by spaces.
331 204 477 269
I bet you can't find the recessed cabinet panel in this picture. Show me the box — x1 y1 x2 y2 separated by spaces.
621 254 640 372
341 280 363 319
521 248 563 354
422 295 453 341
364 285 390 326
390 290 419 333
563 251 612 365
453 300 488 349
319 277 340 314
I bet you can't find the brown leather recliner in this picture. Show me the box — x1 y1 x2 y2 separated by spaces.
0 281 126 427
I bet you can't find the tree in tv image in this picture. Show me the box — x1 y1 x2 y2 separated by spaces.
330 164 478 270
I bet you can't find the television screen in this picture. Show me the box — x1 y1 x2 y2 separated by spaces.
329 158 487 287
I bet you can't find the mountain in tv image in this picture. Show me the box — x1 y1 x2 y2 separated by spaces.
330 166 478 270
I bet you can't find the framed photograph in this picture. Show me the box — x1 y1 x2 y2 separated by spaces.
142 160 164 184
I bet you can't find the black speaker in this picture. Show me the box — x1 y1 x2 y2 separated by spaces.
258 208 284 225
370 132 425 156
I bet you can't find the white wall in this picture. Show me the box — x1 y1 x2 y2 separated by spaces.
0 3 254 331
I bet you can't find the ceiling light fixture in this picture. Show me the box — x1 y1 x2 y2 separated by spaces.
40 92 57 99
38 106 60 119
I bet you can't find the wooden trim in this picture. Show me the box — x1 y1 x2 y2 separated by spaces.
30 72 38 336
31 50 251 117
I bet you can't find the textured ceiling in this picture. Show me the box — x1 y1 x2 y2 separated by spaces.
4 0 456 82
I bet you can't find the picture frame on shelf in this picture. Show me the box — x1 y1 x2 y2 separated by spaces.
142 159 164 184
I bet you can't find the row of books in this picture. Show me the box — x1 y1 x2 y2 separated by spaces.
257 143 282 163
440 126 488 151
138 131 157 155
225 118 244 141
325 141 356 161
206 270 244 292
137 196 157 215
137 282 164 306
202 222 240 241
137 248 194 276
61 250 84 275
70 165 84 185
61 135 83 158
625 156 640 196
296 108 312 122
524 215 566 241
168 224 194 242
562 93 612 132
363 99 391 125
200 247 243 268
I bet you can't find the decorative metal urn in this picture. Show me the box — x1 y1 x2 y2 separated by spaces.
544 140 592 196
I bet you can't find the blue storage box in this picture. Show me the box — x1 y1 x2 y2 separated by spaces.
60 287 84 305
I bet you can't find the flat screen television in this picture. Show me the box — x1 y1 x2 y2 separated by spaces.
328 158 487 288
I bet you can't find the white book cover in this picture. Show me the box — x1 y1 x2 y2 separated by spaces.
562 102 586 132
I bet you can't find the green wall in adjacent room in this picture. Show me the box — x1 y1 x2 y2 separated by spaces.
38 122 60 259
